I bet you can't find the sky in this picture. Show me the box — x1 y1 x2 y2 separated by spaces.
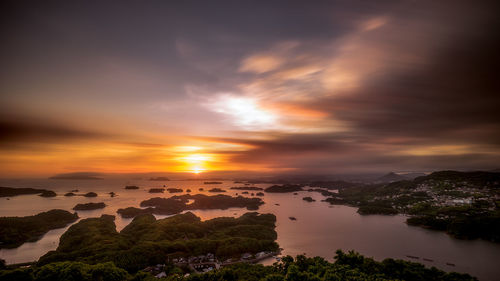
1 0 499 178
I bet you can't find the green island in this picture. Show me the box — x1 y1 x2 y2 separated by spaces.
264 184 304 193
0 210 78 249
125 185 140 190
73 202 106 211
0 186 53 197
323 171 500 242
167 188 183 193
117 194 264 218
0 211 477 281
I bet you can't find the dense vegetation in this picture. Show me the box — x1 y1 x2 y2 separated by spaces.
37 212 278 273
264 185 303 193
118 194 264 218
406 205 500 241
0 186 52 197
0 250 477 281
0 210 78 249
323 171 500 241
73 202 106 211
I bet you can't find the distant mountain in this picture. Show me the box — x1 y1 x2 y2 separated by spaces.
149 177 170 181
49 172 103 180
414 170 500 188
375 172 408 183
400 172 427 180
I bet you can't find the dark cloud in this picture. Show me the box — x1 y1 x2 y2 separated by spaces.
0 115 109 144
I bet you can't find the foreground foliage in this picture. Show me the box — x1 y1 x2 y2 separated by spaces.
0 250 477 281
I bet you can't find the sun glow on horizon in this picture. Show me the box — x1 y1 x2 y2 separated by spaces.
177 153 213 174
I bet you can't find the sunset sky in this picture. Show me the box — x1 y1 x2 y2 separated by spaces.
1 1 499 177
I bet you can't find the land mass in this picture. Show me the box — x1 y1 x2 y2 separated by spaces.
37 212 278 273
73 202 106 211
118 194 264 218
0 186 53 197
0 210 78 249
49 172 103 180
324 170 500 242
264 184 303 193
230 186 263 191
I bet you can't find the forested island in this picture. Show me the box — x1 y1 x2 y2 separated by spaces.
0 186 53 197
264 184 304 193
0 210 78 249
73 202 106 211
118 194 264 218
322 171 500 242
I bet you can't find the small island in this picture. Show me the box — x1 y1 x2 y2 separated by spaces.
208 188 226 193
302 196 316 202
39 190 57 197
117 194 265 218
148 188 164 193
124 185 139 189
0 186 53 197
64 192 76 196
0 209 78 249
230 186 264 191
264 184 304 193
256 192 264 196
83 192 98 197
73 202 106 210
204 181 223 184
167 188 183 193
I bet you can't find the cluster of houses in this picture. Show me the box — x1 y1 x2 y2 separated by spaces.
144 251 278 278
369 179 499 212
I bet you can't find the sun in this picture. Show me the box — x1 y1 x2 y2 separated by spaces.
177 153 212 174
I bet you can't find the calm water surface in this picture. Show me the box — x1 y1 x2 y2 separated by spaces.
1 179 499 281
